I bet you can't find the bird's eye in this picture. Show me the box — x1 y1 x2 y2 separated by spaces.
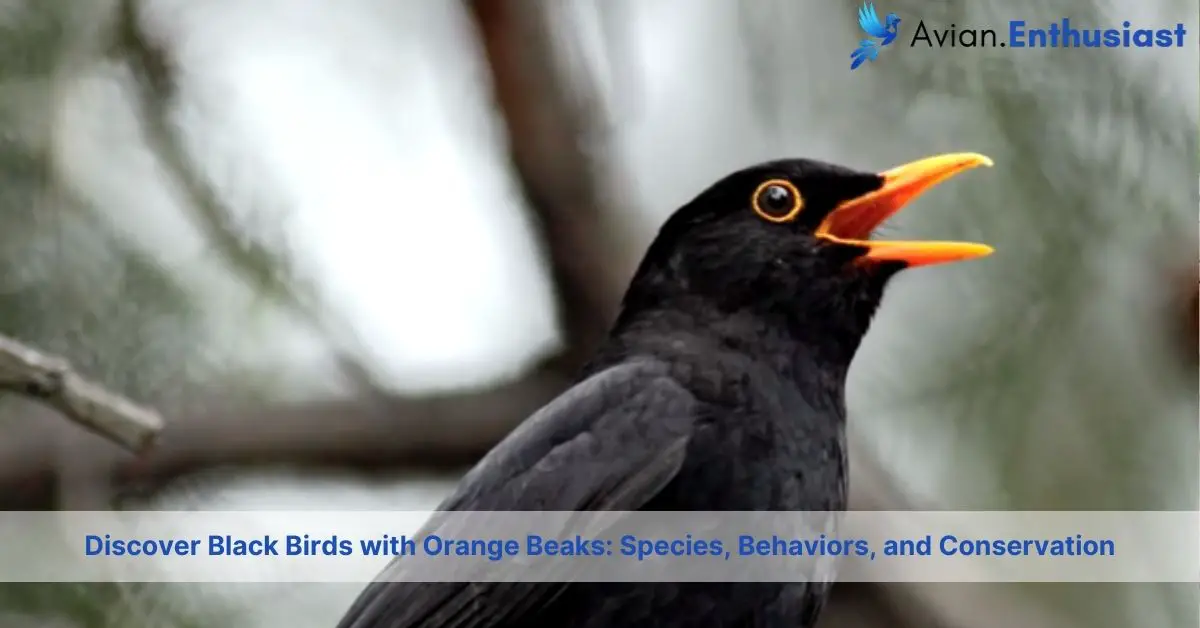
751 179 804 223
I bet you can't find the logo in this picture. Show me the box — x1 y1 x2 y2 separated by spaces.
850 3 901 70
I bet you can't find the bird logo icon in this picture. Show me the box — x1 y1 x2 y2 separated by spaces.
850 3 901 70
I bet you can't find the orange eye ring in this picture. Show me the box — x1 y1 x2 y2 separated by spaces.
751 179 804 223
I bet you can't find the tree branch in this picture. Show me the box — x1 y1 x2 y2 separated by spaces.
0 333 162 452
0 356 571 508
468 0 631 366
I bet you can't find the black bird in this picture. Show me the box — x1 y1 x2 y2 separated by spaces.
336 152 994 628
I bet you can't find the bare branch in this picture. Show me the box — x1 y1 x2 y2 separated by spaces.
468 0 632 366
0 356 571 508
116 359 571 489
0 334 162 452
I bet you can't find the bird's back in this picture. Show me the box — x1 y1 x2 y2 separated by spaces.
524 327 848 627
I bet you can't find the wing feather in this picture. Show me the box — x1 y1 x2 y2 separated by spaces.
857 3 888 39
337 360 699 628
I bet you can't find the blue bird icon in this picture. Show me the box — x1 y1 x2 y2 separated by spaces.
849 39 878 70
857 3 900 46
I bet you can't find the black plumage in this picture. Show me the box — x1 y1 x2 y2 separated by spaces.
336 154 992 628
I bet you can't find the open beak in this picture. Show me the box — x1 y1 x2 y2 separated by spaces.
815 152 995 267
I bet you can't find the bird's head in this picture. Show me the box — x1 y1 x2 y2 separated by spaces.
884 13 901 29
615 152 993 364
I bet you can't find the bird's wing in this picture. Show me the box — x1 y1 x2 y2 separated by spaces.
850 40 877 69
851 39 878 55
337 359 699 628
857 3 889 39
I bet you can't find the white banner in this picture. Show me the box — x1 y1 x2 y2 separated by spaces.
1 510 1195 583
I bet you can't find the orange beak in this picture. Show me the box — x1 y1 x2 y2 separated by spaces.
815 152 995 268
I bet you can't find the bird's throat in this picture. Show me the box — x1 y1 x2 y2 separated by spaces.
597 259 895 402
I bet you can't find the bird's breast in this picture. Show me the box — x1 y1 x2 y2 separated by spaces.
651 355 849 512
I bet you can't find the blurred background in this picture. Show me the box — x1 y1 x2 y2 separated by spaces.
0 0 1196 626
